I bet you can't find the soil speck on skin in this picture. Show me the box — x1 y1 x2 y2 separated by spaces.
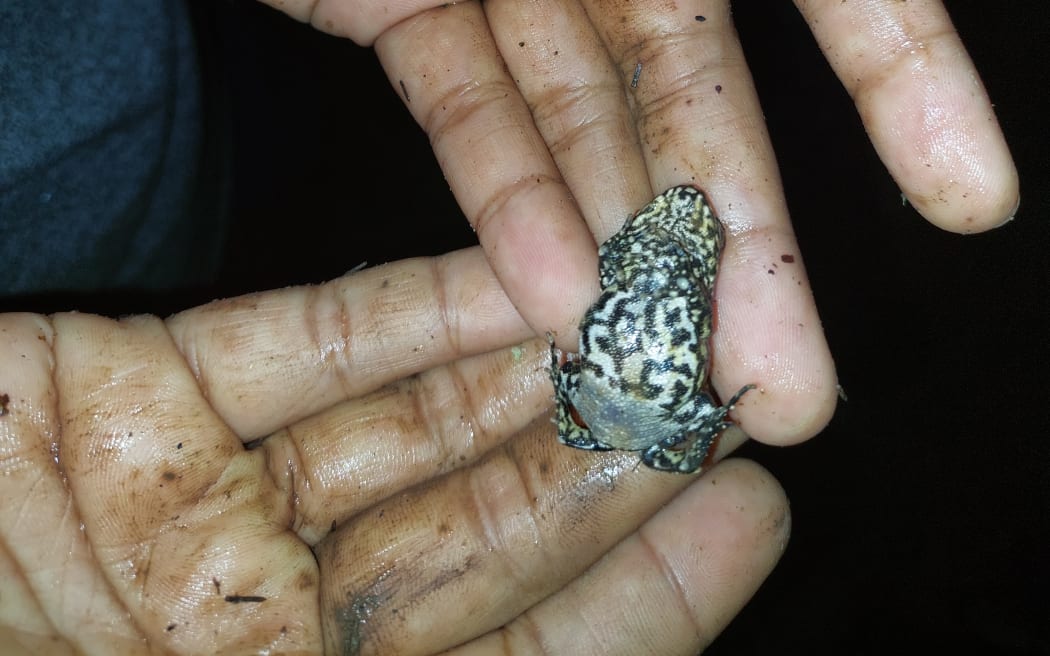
337 593 380 655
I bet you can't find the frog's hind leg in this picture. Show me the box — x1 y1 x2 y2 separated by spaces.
547 333 613 452
641 429 718 474
642 384 756 473
558 418 615 451
550 370 614 451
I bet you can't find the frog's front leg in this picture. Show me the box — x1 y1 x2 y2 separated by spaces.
547 333 614 452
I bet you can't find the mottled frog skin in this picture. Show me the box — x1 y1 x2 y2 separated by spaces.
549 186 754 474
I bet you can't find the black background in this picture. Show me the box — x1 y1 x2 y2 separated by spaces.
215 2 1048 653
63 1 1050 652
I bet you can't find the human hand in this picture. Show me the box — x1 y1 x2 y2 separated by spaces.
263 0 1018 448
0 247 788 654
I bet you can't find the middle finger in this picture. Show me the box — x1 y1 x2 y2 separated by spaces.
375 3 601 348
486 0 654 243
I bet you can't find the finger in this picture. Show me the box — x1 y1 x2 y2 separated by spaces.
0 314 145 653
375 4 601 348
315 417 744 655
0 543 64 655
484 0 654 243
166 247 531 440
52 313 322 654
579 2 838 443
795 0 1018 231
261 337 554 546
448 459 789 656
256 0 448 45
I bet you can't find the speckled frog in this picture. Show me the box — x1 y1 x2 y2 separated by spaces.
549 185 754 474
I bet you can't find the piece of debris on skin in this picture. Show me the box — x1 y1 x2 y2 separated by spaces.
224 595 266 604
0 393 9 417
631 61 642 88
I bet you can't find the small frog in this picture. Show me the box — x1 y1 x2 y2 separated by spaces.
549 186 754 474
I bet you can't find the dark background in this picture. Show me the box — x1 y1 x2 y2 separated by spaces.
215 2 1048 653
50 1 1050 652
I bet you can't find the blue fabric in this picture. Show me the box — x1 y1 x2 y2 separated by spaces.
0 0 224 294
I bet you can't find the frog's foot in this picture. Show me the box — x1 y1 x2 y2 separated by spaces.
642 384 756 473
548 332 612 451
641 429 717 474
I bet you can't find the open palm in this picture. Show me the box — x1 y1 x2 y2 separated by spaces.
0 248 787 654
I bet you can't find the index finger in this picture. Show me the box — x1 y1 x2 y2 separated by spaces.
374 3 601 348
795 0 1018 231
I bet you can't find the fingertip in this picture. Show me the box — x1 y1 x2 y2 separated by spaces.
857 29 1019 234
691 458 792 555
716 233 840 447
905 158 1019 234
735 380 839 447
650 459 793 557
895 87 1020 234
618 458 792 650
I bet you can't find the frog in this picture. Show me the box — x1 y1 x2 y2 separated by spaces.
548 185 755 474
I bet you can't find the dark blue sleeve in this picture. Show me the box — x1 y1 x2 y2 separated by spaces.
0 0 227 295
